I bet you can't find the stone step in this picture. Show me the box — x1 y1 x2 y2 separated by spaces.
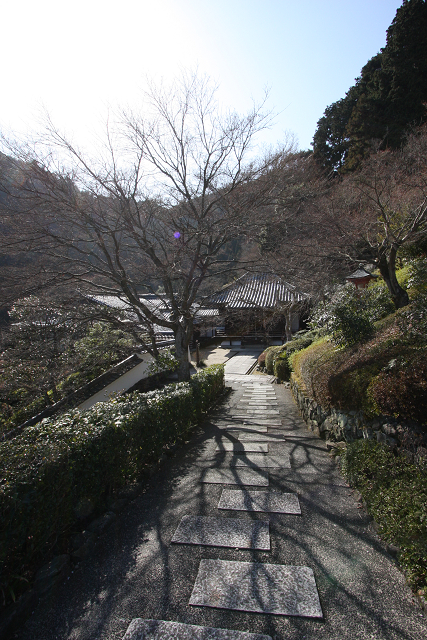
123 619 272 639
244 410 280 415
241 393 277 397
215 453 290 468
218 489 301 514
201 468 269 486
226 418 280 425
189 559 323 618
243 402 279 406
215 443 269 453
171 515 270 550
237 433 285 442
224 427 268 434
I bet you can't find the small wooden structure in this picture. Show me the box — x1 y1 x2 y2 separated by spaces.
345 265 377 289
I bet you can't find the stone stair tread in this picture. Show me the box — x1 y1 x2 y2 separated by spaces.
201 469 269 486
122 619 272 639
215 443 269 453
211 453 290 468
171 515 270 550
189 559 323 618
218 489 301 514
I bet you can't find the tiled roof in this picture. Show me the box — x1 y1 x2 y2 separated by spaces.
346 266 377 280
208 273 306 309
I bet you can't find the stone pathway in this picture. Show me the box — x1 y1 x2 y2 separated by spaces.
121 375 425 639
125 377 321 637
17 364 427 640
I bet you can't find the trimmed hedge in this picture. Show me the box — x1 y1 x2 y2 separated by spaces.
273 354 292 381
0 365 224 604
260 331 322 380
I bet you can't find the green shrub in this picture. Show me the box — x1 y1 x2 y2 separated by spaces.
397 296 427 345
260 331 322 380
285 331 320 355
329 363 382 416
0 365 224 606
274 354 292 381
330 303 373 347
264 346 281 374
342 439 427 595
310 284 394 348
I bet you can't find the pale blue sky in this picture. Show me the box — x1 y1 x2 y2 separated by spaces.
1 0 403 151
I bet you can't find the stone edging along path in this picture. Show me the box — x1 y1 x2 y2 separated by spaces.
290 377 427 465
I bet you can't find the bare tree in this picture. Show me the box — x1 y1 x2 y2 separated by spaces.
264 128 427 310
1 75 292 379
327 127 427 308
259 152 341 297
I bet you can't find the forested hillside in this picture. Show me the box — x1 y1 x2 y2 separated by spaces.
312 0 427 173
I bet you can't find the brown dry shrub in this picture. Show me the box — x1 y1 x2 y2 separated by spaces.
369 355 427 425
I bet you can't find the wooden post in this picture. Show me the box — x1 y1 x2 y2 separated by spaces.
196 341 200 367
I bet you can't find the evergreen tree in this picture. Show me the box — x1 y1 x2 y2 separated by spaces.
312 0 427 172
382 0 427 141
312 86 359 173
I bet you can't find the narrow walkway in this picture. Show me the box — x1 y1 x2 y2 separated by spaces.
18 377 426 640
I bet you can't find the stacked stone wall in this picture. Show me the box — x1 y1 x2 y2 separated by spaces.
290 376 427 466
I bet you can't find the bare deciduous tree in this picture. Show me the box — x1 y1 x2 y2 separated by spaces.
1 76 293 379
265 128 427 310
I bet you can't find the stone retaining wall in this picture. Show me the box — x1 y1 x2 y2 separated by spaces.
290 376 427 466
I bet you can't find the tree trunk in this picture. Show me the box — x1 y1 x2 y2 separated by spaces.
285 305 295 342
174 321 193 382
377 248 409 310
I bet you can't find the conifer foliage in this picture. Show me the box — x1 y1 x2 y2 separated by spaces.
313 0 427 173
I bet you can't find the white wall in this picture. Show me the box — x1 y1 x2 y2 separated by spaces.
78 352 156 411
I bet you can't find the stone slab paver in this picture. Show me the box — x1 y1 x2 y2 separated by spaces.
237 433 286 442
246 403 278 407
189 560 323 618
123 619 272 639
224 355 260 376
224 426 268 433
242 394 276 397
226 419 280 426
171 515 270 550
245 410 280 415
201 468 269 486
219 453 291 468
215 443 269 453
218 489 301 514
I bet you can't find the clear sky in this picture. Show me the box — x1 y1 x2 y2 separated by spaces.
1 0 403 152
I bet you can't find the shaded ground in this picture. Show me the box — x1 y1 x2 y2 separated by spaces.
15 372 426 640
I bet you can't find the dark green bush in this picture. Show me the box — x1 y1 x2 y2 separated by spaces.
274 354 292 381
341 439 427 595
261 332 321 379
264 346 281 374
285 332 319 355
310 284 392 348
0 365 224 606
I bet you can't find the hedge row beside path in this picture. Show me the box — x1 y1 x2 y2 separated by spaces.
0 365 224 604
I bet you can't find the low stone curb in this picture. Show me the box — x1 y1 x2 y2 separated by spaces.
290 377 427 465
